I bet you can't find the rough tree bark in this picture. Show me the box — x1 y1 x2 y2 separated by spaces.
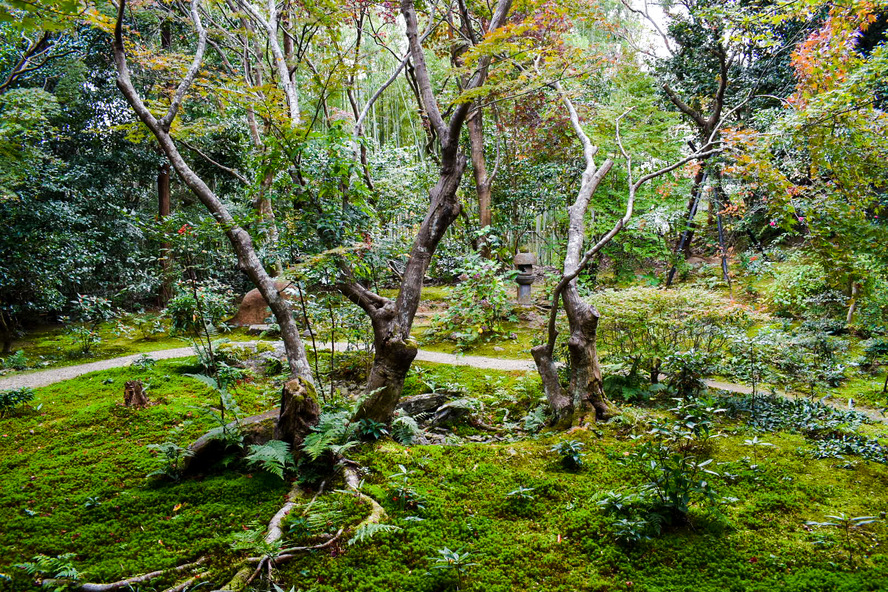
532 80 726 428
467 108 500 258
112 0 318 443
342 0 514 423
530 82 616 428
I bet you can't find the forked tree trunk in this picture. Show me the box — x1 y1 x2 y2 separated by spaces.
532 79 724 428
344 0 512 423
349 156 467 422
530 80 617 428
532 281 614 428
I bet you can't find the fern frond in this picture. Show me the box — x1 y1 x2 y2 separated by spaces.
347 523 402 546
184 373 219 392
245 440 294 479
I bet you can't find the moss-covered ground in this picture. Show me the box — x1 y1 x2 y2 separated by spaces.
0 358 289 586
2 357 888 591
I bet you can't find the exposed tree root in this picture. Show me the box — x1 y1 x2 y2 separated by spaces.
161 575 202 592
342 464 386 529
62 464 388 592
42 557 207 591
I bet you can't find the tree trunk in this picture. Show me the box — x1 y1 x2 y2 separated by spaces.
354 311 419 422
113 0 315 386
343 0 513 424
255 169 283 277
349 156 466 422
124 380 150 408
468 110 493 258
275 377 321 451
158 159 172 305
846 281 861 327
665 167 707 287
562 281 615 422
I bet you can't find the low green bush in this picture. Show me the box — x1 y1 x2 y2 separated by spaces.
0 386 34 417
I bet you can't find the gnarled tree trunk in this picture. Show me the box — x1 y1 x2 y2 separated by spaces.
533 79 724 428
113 0 319 444
344 0 513 423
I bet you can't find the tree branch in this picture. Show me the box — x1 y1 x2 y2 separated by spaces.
177 138 250 184
402 0 449 142
663 82 708 130
157 0 207 131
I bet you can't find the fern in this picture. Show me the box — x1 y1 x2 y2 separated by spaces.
302 409 356 460
184 372 219 392
230 521 283 557
16 553 81 585
392 414 421 445
347 523 402 546
245 440 294 479
302 500 346 533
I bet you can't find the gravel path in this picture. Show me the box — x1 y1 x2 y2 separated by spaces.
1 344 884 424
0 342 535 391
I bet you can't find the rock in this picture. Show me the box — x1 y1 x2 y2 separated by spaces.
246 324 273 335
183 408 279 475
228 280 293 327
396 392 452 417
429 401 471 427
493 346 505 352
243 346 287 376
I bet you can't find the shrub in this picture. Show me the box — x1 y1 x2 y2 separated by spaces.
764 260 842 319
146 442 193 482
425 255 517 349
2 349 27 370
596 287 751 385
166 279 234 336
61 294 116 355
599 399 730 537
663 349 714 398
0 387 35 417
551 440 585 470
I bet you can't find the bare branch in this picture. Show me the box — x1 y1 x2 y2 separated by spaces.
402 0 449 141
663 82 708 130
177 138 250 184
236 0 301 125
620 0 674 55
157 0 207 131
445 0 514 147
355 10 440 133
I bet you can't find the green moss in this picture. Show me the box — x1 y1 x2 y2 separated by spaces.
4 334 888 591
269 412 888 592
0 359 288 584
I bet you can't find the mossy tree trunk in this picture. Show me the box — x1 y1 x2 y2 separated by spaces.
534 79 724 428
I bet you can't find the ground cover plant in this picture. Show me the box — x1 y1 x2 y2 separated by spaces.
3 359 888 591
2 0 888 590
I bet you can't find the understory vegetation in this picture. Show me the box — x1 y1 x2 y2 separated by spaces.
3 0 888 589
3 358 888 591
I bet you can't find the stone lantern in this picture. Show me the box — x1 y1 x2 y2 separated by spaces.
513 252 537 304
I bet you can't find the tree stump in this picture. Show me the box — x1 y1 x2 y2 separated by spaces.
124 380 149 408
274 378 321 452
